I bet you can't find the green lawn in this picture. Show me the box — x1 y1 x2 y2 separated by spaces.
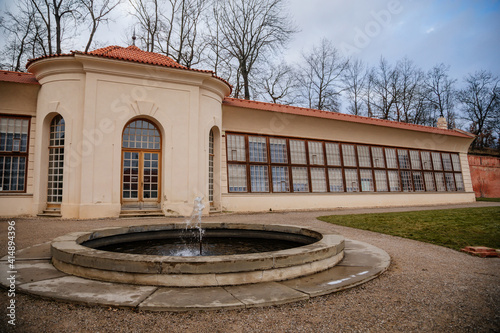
318 207 500 251
476 197 500 202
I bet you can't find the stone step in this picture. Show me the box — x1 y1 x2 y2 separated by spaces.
119 210 164 218
38 211 62 218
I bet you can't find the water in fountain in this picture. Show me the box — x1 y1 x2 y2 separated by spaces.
177 196 205 256
94 197 308 256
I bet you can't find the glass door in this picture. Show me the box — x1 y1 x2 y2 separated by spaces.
121 119 161 209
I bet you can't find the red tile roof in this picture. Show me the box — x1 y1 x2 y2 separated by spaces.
223 97 474 139
27 45 231 91
78 45 188 70
0 70 39 85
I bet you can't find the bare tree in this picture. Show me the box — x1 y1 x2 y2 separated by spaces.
0 1 37 71
457 70 499 148
368 57 398 119
393 57 427 124
342 58 366 116
1 0 122 70
425 63 457 128
128 0 160 52
364 67 375 117
297 39 349 111
212 0 295 99
28 0 81 55
157 0 208 68
255 61 298 104
80 0 121 52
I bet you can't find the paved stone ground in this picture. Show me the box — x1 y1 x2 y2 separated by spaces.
1 202 499 332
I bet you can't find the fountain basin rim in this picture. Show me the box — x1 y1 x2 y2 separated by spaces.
52 223 338 262
50 223 345 286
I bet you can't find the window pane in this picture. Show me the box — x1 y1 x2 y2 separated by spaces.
325 143 341 166
49 115 65 147
385 148 398 169
388 170 401 191
357 146 371 168
310 167 326 192
442 153 453 171
344 169 359 192
0 156 26 191
424 172 436 191
432 152 442 170
292 167 309 192
290 140 307 164
122 119 160 150
374 170 388 192
360 169 374 191
409 150 421 169
400 171 413 192
227 134 246 162
435 173 446 191
421 151 432 170
270 138 287 163
248 136 267 163
250 165 269 192
272 166 290 192
328 168 344 192
209 130 214 202
371 147 385 168
413 172 425 191
398 149 410 169
47 116 65 202
445 172 456 191
451 154 461 171
228 164 247 192
308 141 324 165
455 173 464 191
342 144 357 167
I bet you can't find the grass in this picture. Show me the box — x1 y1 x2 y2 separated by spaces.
318 207 500 251
476 197 500 202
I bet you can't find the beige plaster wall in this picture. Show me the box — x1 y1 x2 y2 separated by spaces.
0 82 39 217
222 192 476 213
0 60 476 218
25 55 229 218
220 105 476 213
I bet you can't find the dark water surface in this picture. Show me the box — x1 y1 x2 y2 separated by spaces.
97 237 303 256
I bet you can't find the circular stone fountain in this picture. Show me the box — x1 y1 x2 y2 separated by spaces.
51 222 345 287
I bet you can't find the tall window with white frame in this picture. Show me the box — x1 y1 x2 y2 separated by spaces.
47 115 65 204
208 129 214 206
0 116 30 192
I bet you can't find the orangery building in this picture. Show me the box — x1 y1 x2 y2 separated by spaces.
0 45 476 219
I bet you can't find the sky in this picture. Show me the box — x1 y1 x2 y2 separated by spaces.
1 0 499 82
286 0 500 81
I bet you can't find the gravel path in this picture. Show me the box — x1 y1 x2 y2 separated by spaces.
1 202 499 332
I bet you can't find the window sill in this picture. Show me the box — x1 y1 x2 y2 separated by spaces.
0 193 33 197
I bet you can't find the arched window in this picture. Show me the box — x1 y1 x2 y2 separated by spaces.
209 129 214 205
47 115 65 204
122 119 161 206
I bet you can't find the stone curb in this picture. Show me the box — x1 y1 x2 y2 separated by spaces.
0 239 390 312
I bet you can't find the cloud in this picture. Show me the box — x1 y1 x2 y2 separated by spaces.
286 0 500 81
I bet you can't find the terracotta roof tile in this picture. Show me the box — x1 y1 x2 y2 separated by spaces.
27 45 231 92
80 45 188 70
0 70 39 85
223 97 474 139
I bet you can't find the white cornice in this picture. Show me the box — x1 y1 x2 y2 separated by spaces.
27 57 84 83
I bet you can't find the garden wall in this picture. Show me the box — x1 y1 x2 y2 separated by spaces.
468 155 500 198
